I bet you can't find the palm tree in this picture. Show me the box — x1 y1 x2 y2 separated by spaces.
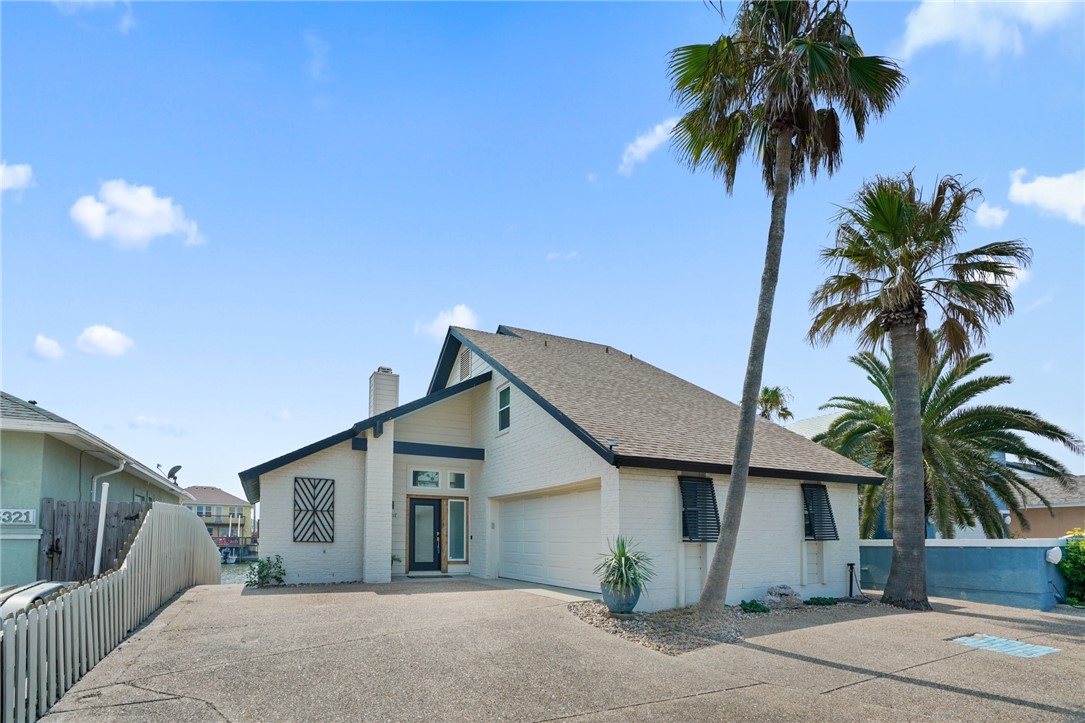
668 0 905 610
816 349 1083 539
808 171 1032 610
757 385 794 422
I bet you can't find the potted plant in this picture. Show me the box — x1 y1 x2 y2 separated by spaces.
594 536 655 614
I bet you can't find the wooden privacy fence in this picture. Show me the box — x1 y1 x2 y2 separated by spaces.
1 502 220 723
37 499 152 582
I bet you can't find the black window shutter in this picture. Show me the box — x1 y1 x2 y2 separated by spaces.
294 477 335 543
678 476 720 542
801 483 839 541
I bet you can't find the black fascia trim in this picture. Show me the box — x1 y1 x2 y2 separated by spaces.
611 454 883 485
427 329 464 395
238 372 493 497
237 426 358 502
351 437 368 451
393 441 485 460
495 325 522 338
450 328 616 466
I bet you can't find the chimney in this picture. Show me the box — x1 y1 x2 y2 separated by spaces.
369 366 400 417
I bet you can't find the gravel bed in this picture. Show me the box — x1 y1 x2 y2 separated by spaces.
569 597 890 656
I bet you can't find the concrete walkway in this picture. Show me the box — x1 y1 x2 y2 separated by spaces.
44 579 1084 721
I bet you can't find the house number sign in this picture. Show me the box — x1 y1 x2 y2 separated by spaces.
0 509 36 525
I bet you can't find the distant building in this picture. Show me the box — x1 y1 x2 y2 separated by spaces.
1001 464 1084 538
0 391 190 586
182 486 253 539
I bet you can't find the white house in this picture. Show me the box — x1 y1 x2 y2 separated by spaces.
239 326 882 611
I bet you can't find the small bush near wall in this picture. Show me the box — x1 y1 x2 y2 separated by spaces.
1058 529 1085 605
246 555 286 588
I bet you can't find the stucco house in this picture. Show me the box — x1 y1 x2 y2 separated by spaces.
1 391 190 586
239 326 881 611
1003 468 1084 539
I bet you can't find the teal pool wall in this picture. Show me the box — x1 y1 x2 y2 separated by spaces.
860 542 1067 611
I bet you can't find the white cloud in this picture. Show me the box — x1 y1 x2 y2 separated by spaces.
271 407 291 422
129 415 184 437
32 335 64 361
898 1 1075 61
1008 168 1085 225
303 30 329 81
618 117 678 176
76 325 134 356
416 304 479 341
1027 291 1054 310
53 0 136 34
546 251 579 262
975 201 1008 228
70 179 206 249
1002 265 1029 292
586 173 598 183
1 162 34 192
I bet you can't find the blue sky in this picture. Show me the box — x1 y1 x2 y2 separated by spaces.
3 1 1083 502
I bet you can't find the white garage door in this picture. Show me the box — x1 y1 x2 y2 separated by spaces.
499 487 601 592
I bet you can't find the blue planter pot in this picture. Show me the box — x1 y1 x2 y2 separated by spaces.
600 583 641 614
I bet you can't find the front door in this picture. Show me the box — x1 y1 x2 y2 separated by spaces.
409 498 441 572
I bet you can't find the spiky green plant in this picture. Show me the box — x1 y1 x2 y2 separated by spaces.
594 536 655 596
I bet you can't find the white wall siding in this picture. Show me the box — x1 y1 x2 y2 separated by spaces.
363 423 394 583
395 392 476 447
469 371 614 579
258 441 365 584
616 469 860 611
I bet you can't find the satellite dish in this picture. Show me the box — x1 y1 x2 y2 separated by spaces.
167 465 182 481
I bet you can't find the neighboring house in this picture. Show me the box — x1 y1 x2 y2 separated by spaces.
0 391 191 587
1003 468 1084 538
239 326 881 611
182 486 254 538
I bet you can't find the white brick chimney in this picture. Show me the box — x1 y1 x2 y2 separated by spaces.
369 366 400 417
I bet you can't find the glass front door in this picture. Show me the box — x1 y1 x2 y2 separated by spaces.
409 498 441 572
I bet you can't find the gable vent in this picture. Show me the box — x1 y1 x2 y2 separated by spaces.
679 476 720 542
801 483 839 541
458 348 471 381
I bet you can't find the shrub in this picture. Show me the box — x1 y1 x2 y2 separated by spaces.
803 596 838 606
1057 528 1085 606
739 599 770 613
246 555 286 588
594 536 655 596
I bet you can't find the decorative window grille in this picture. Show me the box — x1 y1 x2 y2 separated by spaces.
294 477 334 543
801 484 839 541
458 348 471 381
678 476 720 542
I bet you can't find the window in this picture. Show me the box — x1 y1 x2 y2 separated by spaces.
801 484 839 541
411 470 440 488
449 471 467 490
678 476 720 542
498 385 511 431
448 499 467 561
294 477 334 543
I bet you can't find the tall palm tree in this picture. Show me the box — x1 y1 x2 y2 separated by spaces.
757 385 794 422
816 349 1083 538
808 172 1032 609
669 0 905 609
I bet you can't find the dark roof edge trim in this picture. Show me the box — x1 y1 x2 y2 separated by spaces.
612 455 884 486
238 372 494 500
450 329 616 466
427 329 464 395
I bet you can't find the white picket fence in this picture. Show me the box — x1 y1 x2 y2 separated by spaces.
0 502 220 722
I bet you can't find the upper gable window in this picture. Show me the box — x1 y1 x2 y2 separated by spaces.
498 385 511 432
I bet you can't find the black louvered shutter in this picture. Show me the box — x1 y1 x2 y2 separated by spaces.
801 483 838 541
679 476 720 542
294 477 334 543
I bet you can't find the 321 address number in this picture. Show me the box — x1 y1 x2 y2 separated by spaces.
0 509 36 525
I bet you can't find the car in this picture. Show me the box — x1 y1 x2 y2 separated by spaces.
0 580 70 619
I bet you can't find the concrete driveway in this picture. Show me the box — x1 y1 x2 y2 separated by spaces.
44 579 1084 721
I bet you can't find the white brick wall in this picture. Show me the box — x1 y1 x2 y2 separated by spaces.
616 468 860 611
468 371 615 579
258 441 365 584
363 423 394 582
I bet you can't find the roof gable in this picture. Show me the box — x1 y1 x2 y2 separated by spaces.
183 486 251 506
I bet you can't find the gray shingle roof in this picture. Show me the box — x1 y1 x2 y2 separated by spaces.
1 392 72 424
183 486 251 506
456 327 882 483
1018 475 1084 508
